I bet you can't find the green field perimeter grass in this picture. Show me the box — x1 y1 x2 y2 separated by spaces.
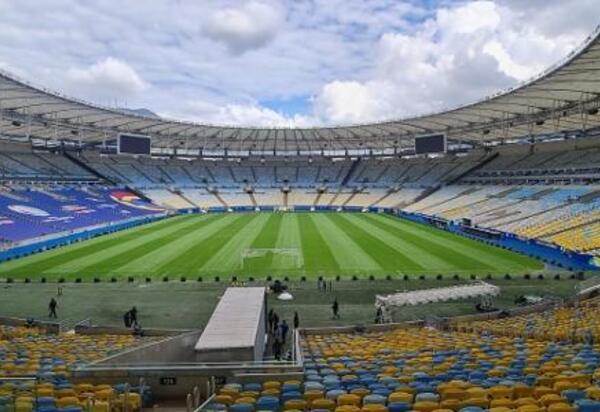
0 212 543 280
0 279 578 329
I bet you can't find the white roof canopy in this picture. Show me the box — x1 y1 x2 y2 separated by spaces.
1 26 600 152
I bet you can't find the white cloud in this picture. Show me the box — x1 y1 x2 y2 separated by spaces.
0 0 596 127
66 57 147 103
203 1 285 54
162 100 314 128
310 0 597 125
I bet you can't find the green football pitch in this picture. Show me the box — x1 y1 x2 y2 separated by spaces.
0 212 543 280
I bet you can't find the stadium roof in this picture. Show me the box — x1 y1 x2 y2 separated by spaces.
1 26 600 154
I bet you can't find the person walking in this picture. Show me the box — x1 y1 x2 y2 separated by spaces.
332 298 340 319
48 298 58 319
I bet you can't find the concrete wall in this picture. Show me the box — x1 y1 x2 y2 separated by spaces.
98 331 202 365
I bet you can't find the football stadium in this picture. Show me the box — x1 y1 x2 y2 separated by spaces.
1 1 600 411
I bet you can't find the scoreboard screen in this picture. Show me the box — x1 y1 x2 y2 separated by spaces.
118 134 151 155
415 134 446 154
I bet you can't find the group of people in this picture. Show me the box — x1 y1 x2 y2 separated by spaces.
318 279 334 293
268 309 300 361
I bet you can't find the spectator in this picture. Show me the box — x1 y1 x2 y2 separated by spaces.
48 298 58 319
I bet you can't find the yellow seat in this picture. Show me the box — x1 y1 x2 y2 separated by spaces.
489 408 513 412
312 398 337 411
56 388 77 398
533 387 555 399
547 403 576 412
461 398 489 409
489 386 513 400
515 398 539 407
585 386 600 400
305 390 325 403
240 391 260 399
361 405 387 412
540 394 564 407
91 400 110 412
351 388 371 399
263 381 281 390
336 406 361 412
338 394 362 407
57 396 80 408
214 395 234 406
517 405 545 412
284 399 307 411
491 399 514 409
389 392 413 404
412 401 439 412
236 397 257 405
439 399 461 410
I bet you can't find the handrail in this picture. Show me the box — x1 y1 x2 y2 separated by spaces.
193 394 216 412
74 360 300 371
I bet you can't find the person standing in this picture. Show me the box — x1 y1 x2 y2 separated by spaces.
332 298 340 319
280 320 289 344
48 298 58 319
130 306 138 325
272 336 282 361
293 312 300 330
267 309 273 332
272 312 279 334
123 311 130 328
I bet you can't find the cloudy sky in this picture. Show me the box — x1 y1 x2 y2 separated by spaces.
0 0 597 127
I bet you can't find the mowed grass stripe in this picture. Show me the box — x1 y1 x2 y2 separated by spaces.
41 215 211 275
120 213 243 276
0 216 185 275
201 214 271 273
91 214 225 276
355 213 496 271
297 213 339 274
375 214 541 271
273 213 303 269
338 214 441 271
242 213 283 272
372 214 513 269
311 214 381 273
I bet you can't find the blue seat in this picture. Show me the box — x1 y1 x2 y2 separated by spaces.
363 395 386 405
256 396 280 412
244 383 262 392
576 400 600 412
230 404 254 412
388 403 411 412
281 391 302 402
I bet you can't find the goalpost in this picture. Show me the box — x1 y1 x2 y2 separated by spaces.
240 248 303 269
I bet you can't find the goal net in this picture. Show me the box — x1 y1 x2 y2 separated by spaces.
240 248 303 270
